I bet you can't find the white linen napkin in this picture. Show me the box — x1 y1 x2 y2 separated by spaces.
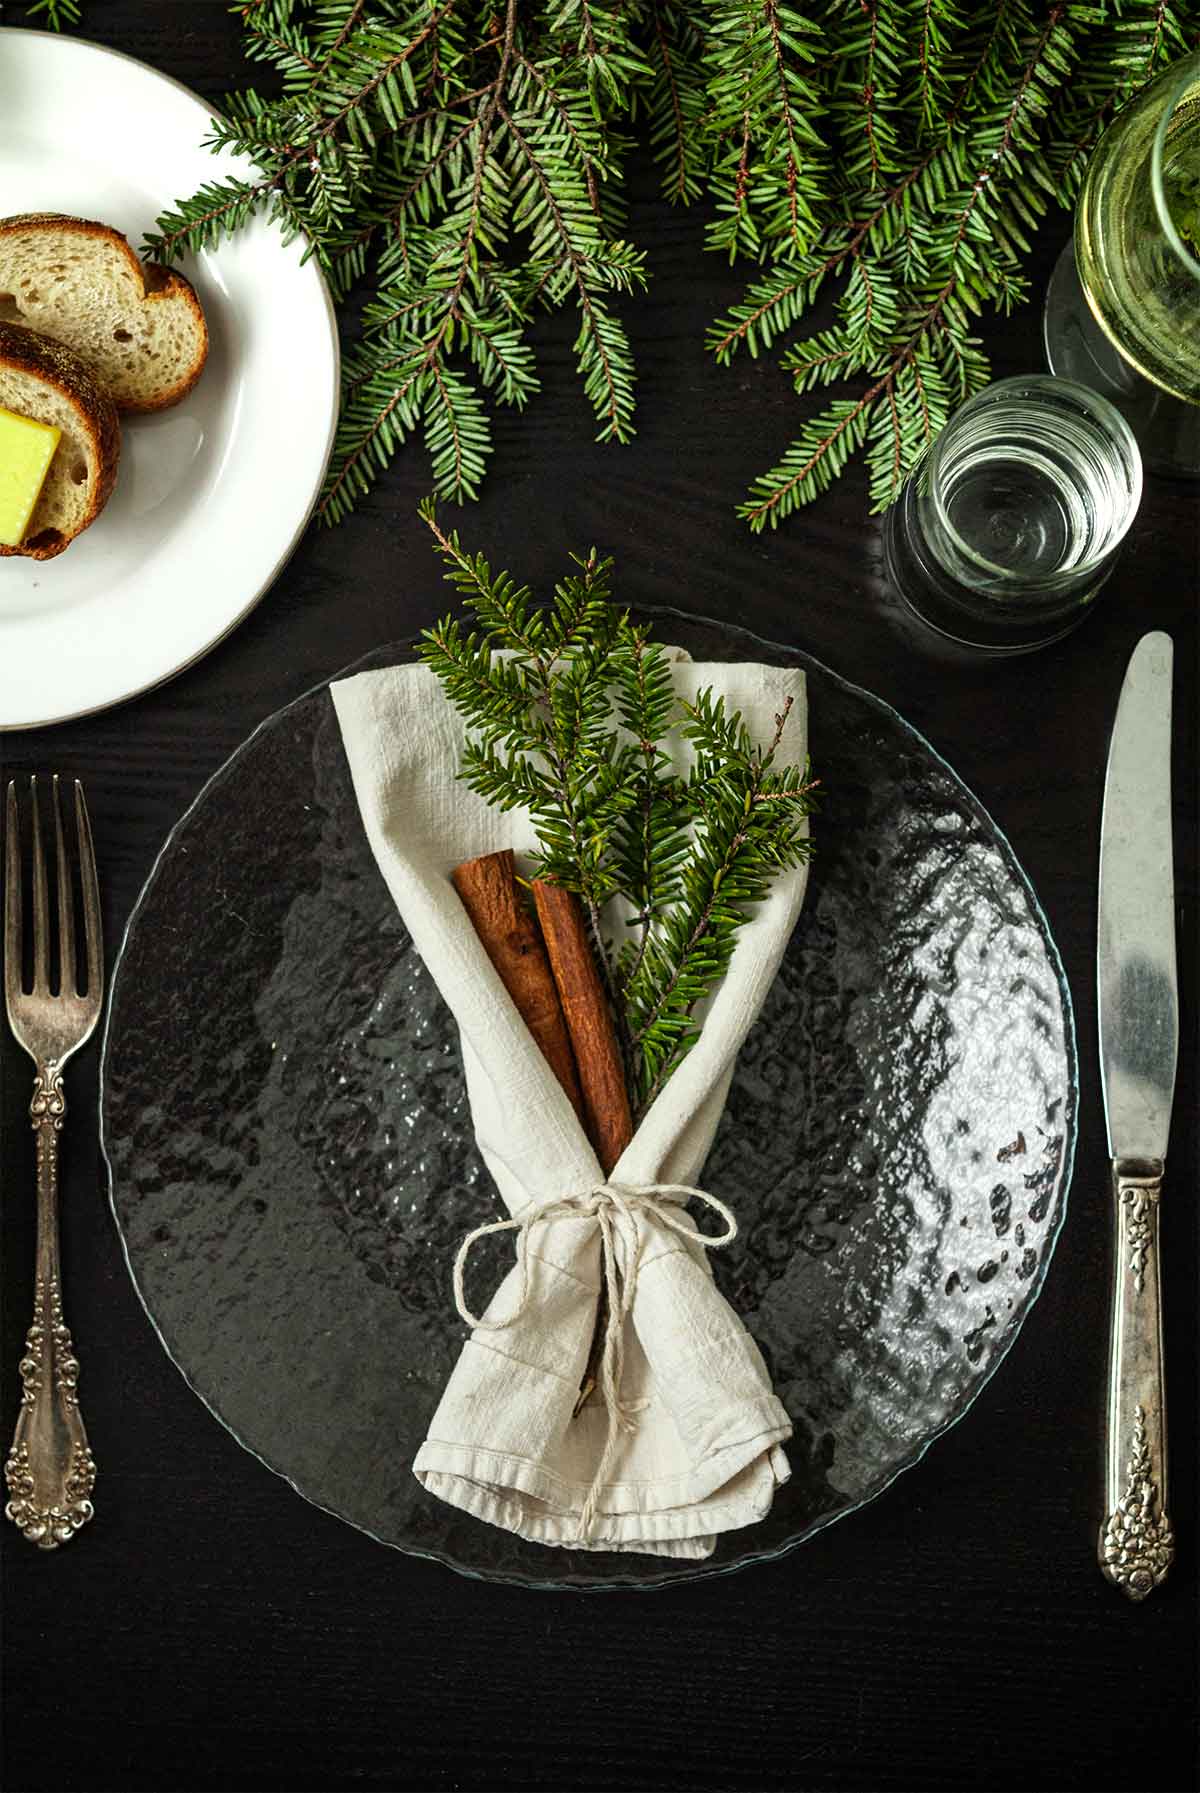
332 652 809 1557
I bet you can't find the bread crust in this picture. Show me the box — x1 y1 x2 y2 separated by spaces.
0 212 209 412
0 319 121 559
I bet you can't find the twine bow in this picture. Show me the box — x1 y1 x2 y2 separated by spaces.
452 1182 739 1538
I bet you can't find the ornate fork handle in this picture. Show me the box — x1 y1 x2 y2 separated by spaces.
1099 1158 1172 1601
5 1063 96 1549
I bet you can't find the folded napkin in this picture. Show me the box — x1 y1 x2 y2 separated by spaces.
332 652 809 1557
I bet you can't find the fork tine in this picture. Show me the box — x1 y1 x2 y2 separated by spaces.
30 775 50 996
53 775 75 997
75 781 103 1003
4 780 20 1009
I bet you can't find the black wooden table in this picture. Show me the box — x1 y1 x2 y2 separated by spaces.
2 9 1196 1791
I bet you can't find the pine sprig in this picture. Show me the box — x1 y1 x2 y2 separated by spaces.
624 686 811 1111
148 0 1199 524
724 0 1132 524
417 504 815 1111
703 0 1196 522
148 0 647 518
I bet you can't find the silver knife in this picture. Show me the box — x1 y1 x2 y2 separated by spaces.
1097 630 1177 1601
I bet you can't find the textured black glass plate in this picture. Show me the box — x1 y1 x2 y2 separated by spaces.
101 614 1077 1590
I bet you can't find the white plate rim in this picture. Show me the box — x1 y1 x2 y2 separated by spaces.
0 27 341 732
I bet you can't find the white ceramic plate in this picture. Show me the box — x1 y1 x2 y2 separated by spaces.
0 30 339 729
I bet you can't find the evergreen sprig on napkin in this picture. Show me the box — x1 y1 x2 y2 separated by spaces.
142 0 1195 525
417 502 816 1115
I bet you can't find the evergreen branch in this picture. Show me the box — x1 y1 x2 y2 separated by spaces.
945 0 1014 128
910 351 932 444
318 356 428 524
150 1 460 262
862 4 884 185
497 98 639 440
418 510 815 1113
708 138 956 365
951 4 1067 253
313 0 367 78
652 3 690 203
421 505 628 1009
740 273 955 527
708 268 813 363
372 112 479 240
512 49 604 215
151 0 1199 522
765 0 806 251
626 689 813 1105
739 389 874 530
241 21 321 76
425 361 490 498
627 710 787 1052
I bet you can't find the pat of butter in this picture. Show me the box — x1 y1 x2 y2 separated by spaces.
0 405 61 547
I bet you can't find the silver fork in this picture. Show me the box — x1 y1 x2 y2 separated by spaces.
4 776 103 1549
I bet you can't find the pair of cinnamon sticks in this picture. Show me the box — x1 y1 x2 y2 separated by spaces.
451 850 632 1178
453 850 633 1408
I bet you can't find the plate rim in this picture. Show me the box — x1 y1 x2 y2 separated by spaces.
99 615 1080 1590
0 27 341 732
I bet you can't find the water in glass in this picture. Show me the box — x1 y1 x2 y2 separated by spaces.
932 396 1128 584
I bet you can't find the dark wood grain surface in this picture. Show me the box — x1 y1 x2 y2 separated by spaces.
1 8 1196 1791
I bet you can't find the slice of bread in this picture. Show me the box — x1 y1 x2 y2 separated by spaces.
0 213 208 413
0 321 120 559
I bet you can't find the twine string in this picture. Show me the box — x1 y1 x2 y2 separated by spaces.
452 1181 738 1539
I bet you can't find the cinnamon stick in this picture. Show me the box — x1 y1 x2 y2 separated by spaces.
531 882 633 1178
456 862 633 1416
451 851 585 1124
531 881 634 1413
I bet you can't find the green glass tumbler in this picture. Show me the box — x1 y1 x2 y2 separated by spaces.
1044 50 1200 476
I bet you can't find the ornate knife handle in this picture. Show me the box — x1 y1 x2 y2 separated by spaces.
4 1067 96 1549
1100 1158 1172 1601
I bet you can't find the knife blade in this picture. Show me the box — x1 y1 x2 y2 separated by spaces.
1099 631 1178 1161
1096 630 1176 1602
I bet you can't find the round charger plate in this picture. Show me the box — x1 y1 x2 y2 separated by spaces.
101 615 1077 1590
0 31 339 729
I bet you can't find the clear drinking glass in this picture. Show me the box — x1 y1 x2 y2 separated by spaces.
882 375 1143 653
1044 49 1200 476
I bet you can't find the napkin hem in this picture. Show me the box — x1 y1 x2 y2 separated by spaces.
414 1401 791 1539
414 1445 788 1551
